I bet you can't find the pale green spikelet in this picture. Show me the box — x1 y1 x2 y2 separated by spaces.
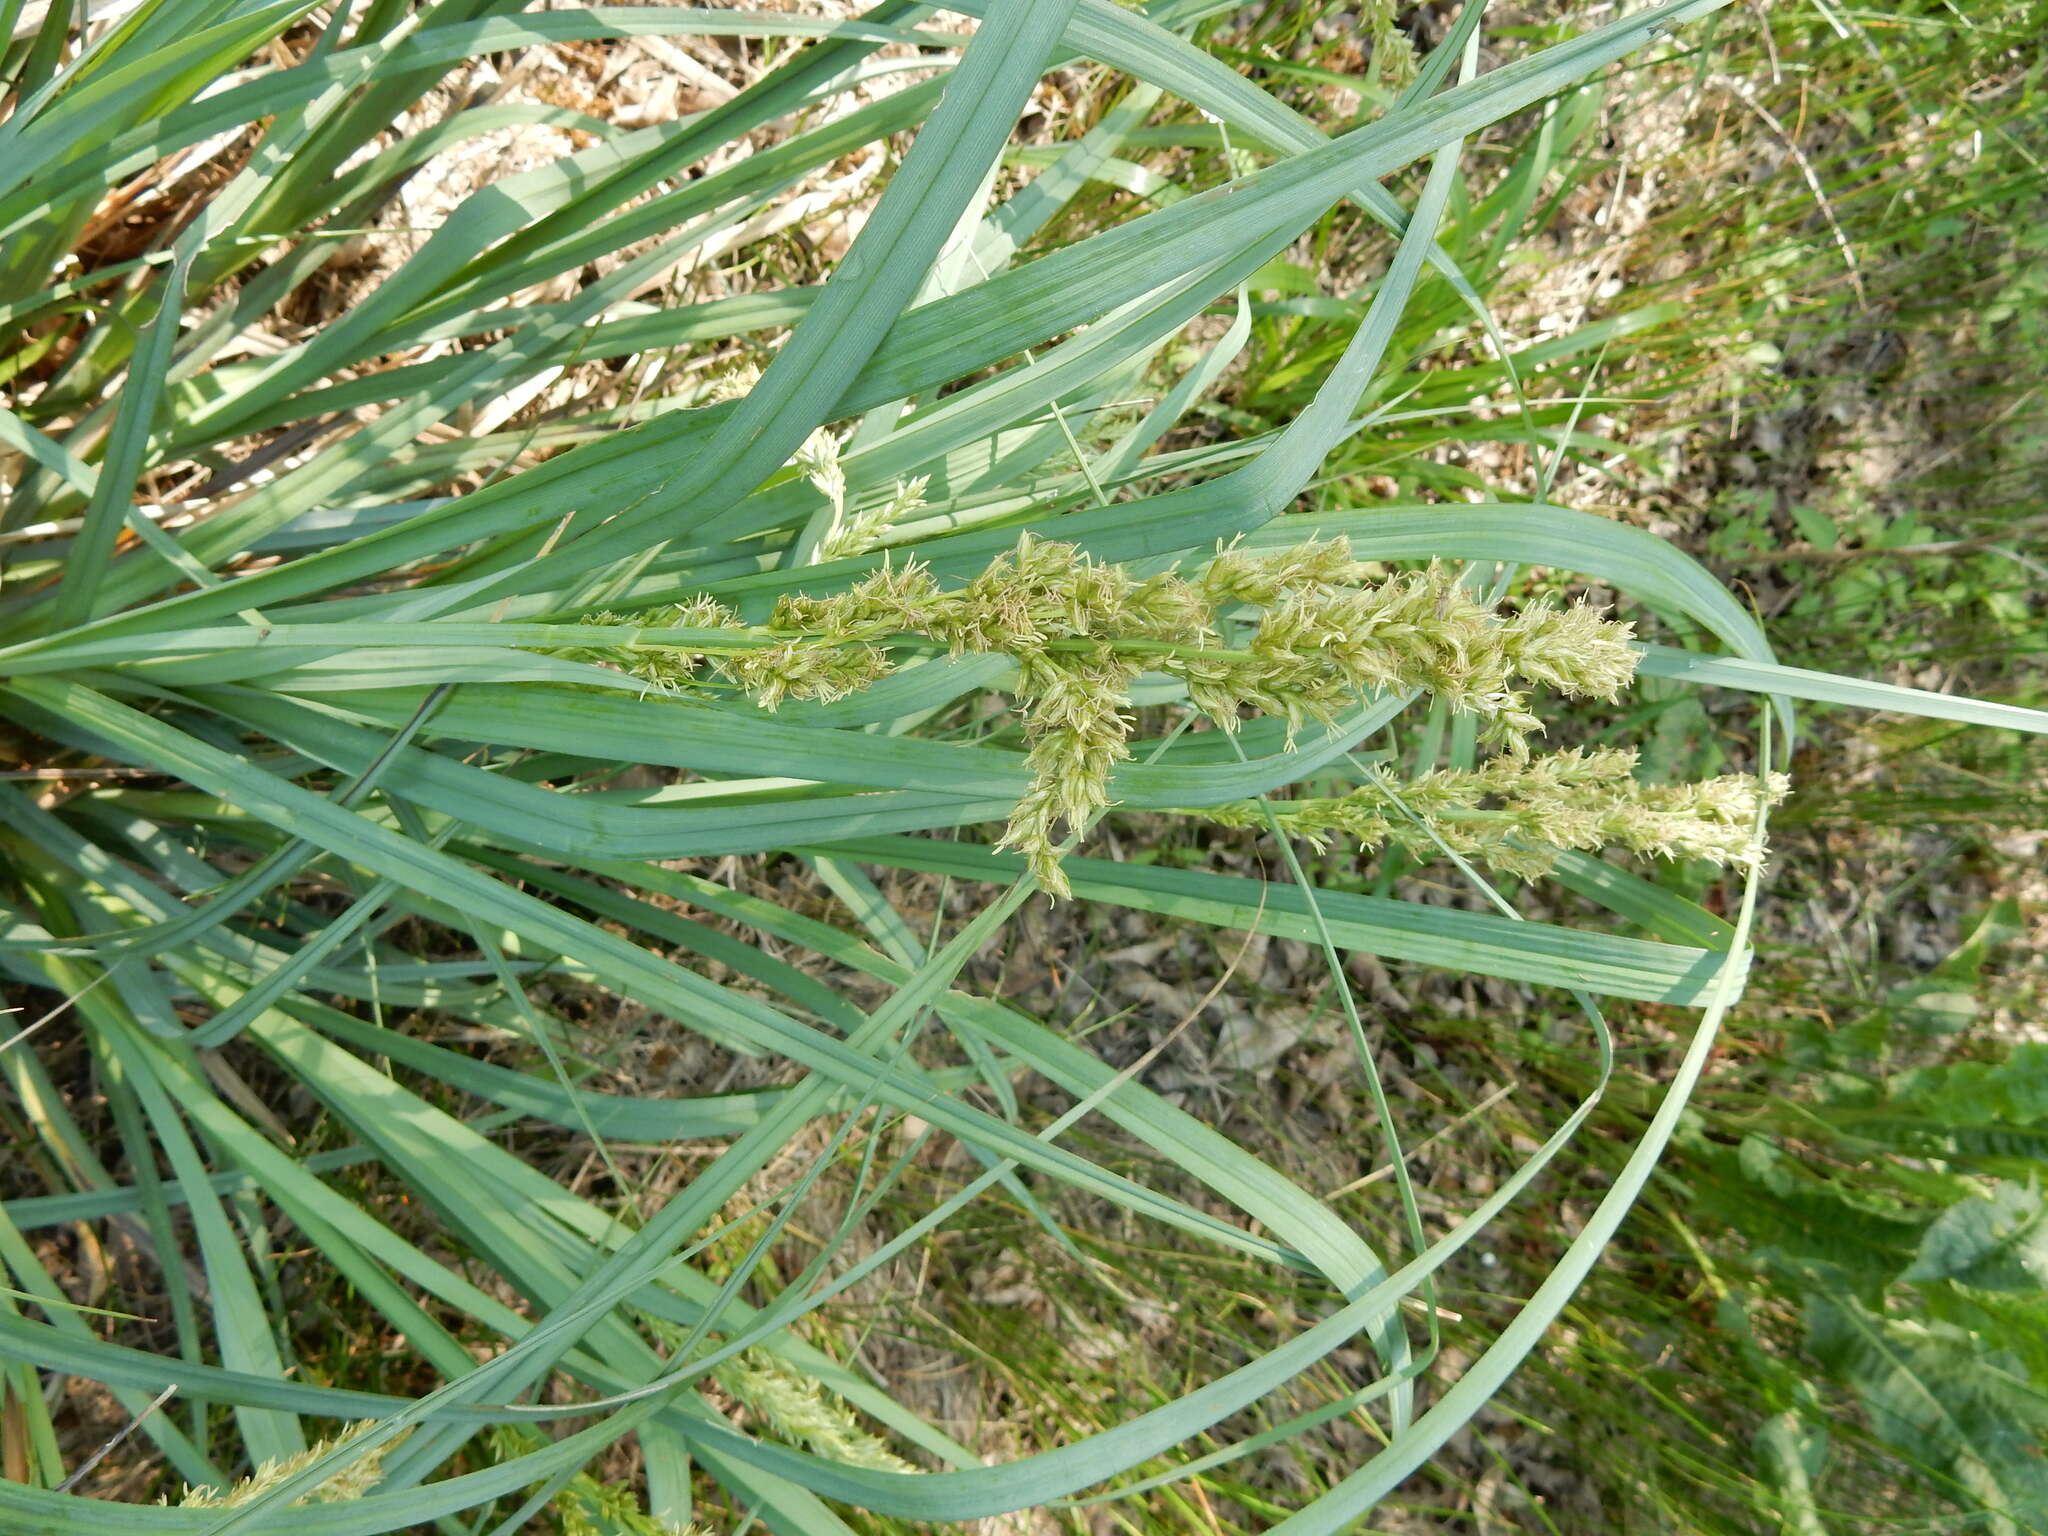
485 1424 703 1536
910 538 1200 890
1593 769 1793 869
667 596 743 630
1177 560 1527 741
721 637 893 712
1199 536 1362 606
631 1257 911 1473
771 537 1203 891
175 1421 405 1507
715 1348 916 1474
916 532 1203 655
1362 0 1419 87
996 650 1144 897
707 363 885 567
1183 748 1787 877
1171 549 1637 752
1501 600 1642 700
705 361 761 403
547 599 751 695
708 364 922 565
548 597 893 708
820 474 928 562
792 426 847 526
773 556 945 640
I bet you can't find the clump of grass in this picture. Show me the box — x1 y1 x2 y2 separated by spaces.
0 1 2043 1532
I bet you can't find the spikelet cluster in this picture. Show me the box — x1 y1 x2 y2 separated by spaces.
558 593 892 711
713 1349 916 1474
174 1421 405 1507
711 362 926 562
1363 0 1420 85
1185 543 1638 748
487 1424 705 1536
1189 748 1787 876
790 425 846 529
634 1303 913 1475
551 536 1659 893
820 473 930 561
774 535 1215 891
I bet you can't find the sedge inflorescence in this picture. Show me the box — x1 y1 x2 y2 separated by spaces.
713 1348 916 1474
557 536 1770 893
714 363 929 562
1188 747 1787 878
172 1421 407 1507
486 1423 708 1536
635 1307 913 1475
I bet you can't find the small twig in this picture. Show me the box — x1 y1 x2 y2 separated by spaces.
0 966 123 1057
0 503 195 548
1326 1082 1517 1198
0 766 165 779
181 413 350 502
1709 73 1867 308
1720 514 2048 566
1917 384 2043 478
55 1384 179 1492
626 35 739 107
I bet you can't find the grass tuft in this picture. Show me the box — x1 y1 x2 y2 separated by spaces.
0 1 2042 1530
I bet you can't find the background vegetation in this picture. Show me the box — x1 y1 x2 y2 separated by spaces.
0 1 2042 1533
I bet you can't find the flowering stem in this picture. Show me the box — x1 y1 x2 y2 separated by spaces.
605 627 1265 667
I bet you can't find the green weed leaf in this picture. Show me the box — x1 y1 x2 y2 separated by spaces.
1905 1183 2048 1293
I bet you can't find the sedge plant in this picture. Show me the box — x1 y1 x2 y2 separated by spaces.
0 1 2045 1532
